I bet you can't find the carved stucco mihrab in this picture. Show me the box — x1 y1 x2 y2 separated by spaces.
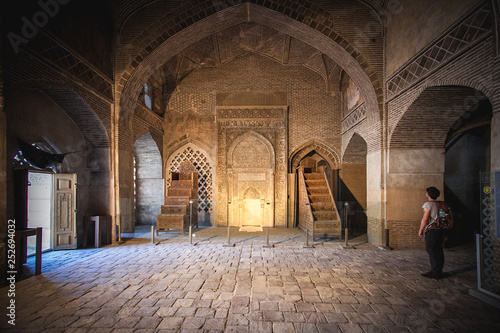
216 107 288 228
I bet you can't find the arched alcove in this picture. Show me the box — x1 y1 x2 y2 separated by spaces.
227 132 275 229
341 133 368 236
388 85 491 249
166 143 214 226
6 87 110 249
117 3 381 125
444 96 492 247
133 132 163 226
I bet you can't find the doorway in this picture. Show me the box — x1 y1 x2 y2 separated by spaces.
444 97 492 247
26 171 78 253
27 172 53 255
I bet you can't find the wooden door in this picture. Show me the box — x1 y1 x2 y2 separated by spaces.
53 173 77 249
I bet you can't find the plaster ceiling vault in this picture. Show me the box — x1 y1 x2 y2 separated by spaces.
154 22 344 98
116 1 383 122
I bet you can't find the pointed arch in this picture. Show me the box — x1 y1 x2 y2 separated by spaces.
290 140 340 172
133 132 163 226
390 86 489 150
228 131 275 169
343 133 368 164
117 2 381 124
166 142 214 225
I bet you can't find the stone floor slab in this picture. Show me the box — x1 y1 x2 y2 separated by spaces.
1 227 499 332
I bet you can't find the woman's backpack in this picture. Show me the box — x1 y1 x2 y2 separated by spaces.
433 201 453 229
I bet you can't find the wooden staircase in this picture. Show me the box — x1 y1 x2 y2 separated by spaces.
156 161 198 234
304 172 341 238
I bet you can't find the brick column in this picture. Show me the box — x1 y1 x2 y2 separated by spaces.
366 150 384 246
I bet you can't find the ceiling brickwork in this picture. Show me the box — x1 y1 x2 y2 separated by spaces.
40 88 110 149
154 22 346 96
115 0 384 122
390 86 483 149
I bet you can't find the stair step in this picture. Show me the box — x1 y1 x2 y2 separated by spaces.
308 188 329 194
311 202 335 210
313 220 341 235
305 180 326 185
167 188 193 196
304 173 323 180
308 195 332 203
164 197 191 205
170 180 193 187
161 205 188 214
157 214 188 231
314 219 341 223
313 211 339 218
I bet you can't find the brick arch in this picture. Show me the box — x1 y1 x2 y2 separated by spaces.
165 139 214 167
390 85 488 150
117 2 381 124
133 131 161 157
399 79 494 123
290 140 340 172
6 81 110 149
343 133 367 164
133 126 163 157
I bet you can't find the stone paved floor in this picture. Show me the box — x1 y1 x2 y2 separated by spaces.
1 226 499 332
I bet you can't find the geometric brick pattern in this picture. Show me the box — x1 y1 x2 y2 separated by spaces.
159 22 344 95
387 3 493 101
26 32 113 101
116 1 382 123
342 103 366 134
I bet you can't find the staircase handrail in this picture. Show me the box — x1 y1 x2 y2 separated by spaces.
298 168 316 229
321 168 340 221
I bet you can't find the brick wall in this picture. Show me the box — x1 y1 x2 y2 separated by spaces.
134 133 163 226
384 2 498 252
164 53 341 159
115 1 382 127
387 220 424 249
386 0 482 76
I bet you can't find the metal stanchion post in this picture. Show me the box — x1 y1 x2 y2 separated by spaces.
151 225 154 243
189 199 197 245
263 227 274 248
340 202 355 249
303 226 313 248
223 201 235 247
303 202 314 248
340 227 355 249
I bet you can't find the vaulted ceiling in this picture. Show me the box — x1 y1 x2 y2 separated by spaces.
154 22 343 94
